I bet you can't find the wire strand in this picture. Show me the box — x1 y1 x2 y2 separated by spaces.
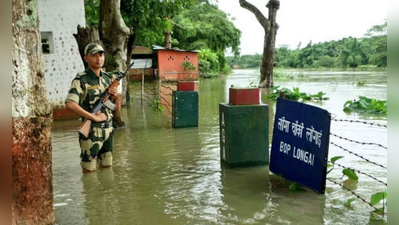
330 133 387 149
332 119 387 128
330 142 387 169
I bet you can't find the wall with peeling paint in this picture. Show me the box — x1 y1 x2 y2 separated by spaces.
38 0 85 109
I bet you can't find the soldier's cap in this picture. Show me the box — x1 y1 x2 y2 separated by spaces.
84 43 105 55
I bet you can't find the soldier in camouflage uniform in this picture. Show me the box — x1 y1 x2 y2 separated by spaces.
65 43 118 172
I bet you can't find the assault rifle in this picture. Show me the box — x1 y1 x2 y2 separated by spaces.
78 62 134 138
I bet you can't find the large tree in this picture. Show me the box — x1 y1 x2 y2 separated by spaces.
120 0 195 48
171 3 241 71
12 0 54 224
239 0 280 88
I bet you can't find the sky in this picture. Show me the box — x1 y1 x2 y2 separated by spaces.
217 0 388 55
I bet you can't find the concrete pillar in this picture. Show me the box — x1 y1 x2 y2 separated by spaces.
172 82 199 128
220 88 269 167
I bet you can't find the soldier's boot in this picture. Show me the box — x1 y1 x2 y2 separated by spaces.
99 152 113 167
81 158 97 173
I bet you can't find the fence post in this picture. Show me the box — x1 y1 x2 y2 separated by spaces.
141 73 144 105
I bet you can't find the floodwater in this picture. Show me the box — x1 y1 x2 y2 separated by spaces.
52 69 387 225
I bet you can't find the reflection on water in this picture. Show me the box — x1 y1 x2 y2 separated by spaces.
52 69 387 224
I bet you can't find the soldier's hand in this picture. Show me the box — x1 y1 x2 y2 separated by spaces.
109 87 118 96
93 111 107 122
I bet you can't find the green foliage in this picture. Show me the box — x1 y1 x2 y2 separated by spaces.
327 156 344 174
120 0 195 47
152 99 163 112
370 191 387 206
342 169 359 180
328 155 387 219
326 164 334 174
248 81 257 88
227 54 262 69
331 156 344 164
365 20 387 37
84 0 194 47
289 182 305 192
266 86 328 102
172 3 241 74
198 49 220 78
84 0 240 78
103 54 119 71
181 61 196 71
365 20 387 67
370 191 387 219
220 64 232 75
227 21 387 69
172 4 241 56
84 0 100 27
343 96 387 115
342 198 357 207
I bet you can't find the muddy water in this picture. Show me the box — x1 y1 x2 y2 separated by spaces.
52 69 387 224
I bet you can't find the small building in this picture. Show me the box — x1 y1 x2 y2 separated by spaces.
129 46 155 80
154 46 199 81
129 46 199 82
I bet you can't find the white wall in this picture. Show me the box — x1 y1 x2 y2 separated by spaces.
38 0 86 108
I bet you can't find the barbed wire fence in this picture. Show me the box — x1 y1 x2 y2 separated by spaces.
332 118 387 128
328 118 387 217
330 133 387 150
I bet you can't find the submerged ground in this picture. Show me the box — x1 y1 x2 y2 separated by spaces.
52 69 387 225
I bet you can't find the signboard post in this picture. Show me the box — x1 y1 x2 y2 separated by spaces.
270 98 331 194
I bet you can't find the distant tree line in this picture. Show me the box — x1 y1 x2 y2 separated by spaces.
227 21 387 69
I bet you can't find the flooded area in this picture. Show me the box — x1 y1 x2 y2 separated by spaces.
52 69 387 224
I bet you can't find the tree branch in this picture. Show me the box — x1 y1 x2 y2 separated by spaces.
170 20 186 30
239 0 269 28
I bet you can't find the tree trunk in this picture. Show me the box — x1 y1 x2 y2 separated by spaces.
125 33 137 106
239 0 280 88
99 0 132 127
12 0 54 224
73 25 101 68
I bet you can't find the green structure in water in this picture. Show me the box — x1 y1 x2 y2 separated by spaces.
219 103 269 167
172 91 199 128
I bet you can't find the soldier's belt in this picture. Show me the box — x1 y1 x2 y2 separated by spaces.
91 122 111 128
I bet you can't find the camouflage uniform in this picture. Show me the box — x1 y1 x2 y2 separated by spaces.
65 68 116 171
